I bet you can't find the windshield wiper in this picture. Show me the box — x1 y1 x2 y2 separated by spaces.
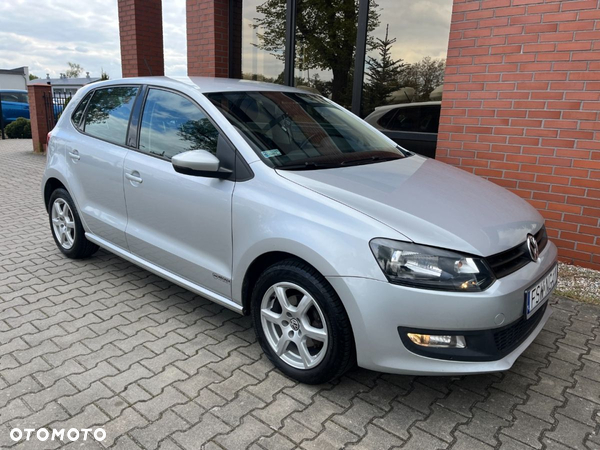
277 161 340 170
340 155 402 167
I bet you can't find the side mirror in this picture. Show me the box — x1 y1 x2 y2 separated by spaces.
172 150 232 179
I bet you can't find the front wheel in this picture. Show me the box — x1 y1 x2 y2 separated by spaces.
48 188 98 259
251 259 355 384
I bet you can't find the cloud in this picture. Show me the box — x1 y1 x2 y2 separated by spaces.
0 0 452 81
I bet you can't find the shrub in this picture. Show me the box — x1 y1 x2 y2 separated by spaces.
5 117 32 139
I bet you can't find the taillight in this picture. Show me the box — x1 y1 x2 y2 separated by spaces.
47 132 52 147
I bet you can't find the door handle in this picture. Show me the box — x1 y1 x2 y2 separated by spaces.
125 171 143 184
68 150 80 161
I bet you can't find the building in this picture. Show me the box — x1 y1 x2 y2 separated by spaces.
0 67 29 90
29 72 101 97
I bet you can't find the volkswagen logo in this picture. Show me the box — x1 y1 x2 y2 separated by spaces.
290 318 300 331
526 234 539 262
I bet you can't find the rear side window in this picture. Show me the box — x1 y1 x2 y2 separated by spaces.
2 92 28 103
387 106 441 133
71 92 92 130
83 86 139 145
377 109 397 128
138 88 219 160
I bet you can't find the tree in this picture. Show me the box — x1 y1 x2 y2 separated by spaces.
28 74 39 81
65 62 83 78
363 24 405 114
399 56 445 101
100 68 110 81
254 0 380 105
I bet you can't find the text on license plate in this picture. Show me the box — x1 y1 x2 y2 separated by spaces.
525 263 558 319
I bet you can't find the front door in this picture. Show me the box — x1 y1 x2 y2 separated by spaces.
123 88 235 297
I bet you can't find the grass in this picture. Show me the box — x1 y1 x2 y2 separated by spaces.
555 262 600 306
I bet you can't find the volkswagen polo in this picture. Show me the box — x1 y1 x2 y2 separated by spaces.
42 77 558 384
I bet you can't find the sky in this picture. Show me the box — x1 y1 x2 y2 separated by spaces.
0 0 452 81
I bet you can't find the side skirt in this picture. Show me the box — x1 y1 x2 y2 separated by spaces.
85 233 244 314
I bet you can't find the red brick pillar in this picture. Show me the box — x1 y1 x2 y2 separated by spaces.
28 84 52 154
187 0 241 78
437 0 600 270
118 0 165 77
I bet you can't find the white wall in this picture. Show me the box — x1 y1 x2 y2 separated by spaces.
0 74 27 90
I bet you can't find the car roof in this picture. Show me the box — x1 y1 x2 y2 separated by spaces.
83 76 306 94
374 101 441 113
0 89 28 94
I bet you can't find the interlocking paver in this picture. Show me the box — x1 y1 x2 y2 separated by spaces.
1 139 599 448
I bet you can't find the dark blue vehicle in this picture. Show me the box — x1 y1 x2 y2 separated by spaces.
0 89 30 125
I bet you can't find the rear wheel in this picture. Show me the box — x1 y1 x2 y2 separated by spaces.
251 259 355 384
48 188 98 259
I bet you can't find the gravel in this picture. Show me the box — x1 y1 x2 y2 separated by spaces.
556 262 600 305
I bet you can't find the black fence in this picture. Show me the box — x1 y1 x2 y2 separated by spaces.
42 91 73 131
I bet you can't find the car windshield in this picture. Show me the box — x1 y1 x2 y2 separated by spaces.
205 91 407 169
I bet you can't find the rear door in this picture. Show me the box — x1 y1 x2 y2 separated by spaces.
123 87 235 297
65 85 140 249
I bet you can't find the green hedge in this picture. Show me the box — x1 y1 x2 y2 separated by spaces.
5 117 32 139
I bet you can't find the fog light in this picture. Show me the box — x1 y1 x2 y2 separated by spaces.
407 333 466 349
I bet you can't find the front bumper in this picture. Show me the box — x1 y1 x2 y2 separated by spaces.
327 241 558 375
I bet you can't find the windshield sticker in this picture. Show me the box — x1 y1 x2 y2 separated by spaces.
261 149 282 158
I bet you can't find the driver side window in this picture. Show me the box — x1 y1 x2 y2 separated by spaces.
139 89 219 160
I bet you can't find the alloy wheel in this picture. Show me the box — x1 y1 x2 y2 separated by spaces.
260 282 328 370
51 198 76 250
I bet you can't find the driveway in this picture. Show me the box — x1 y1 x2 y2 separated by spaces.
1 139 599 449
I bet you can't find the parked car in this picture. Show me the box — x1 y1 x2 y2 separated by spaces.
365 101 441 158
42 78 557 384
0 89 30 125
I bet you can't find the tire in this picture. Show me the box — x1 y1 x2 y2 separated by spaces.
251 259 355 384
48 188 99 259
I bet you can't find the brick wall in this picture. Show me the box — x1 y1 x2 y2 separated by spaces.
27 84 52 154
187 0 232 77
118 0 164 77
437 0 600 270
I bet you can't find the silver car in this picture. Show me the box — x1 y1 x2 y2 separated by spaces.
42 77 558 384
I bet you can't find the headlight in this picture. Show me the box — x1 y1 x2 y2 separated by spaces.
369 239 495 292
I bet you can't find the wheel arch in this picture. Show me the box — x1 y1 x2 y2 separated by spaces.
43 177 67 212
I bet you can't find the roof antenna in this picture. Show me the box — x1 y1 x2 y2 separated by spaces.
144 58 153 76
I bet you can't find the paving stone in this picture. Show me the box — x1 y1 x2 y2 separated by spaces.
501 410 552 449
214 415 273 449
545 413 594 450
331 397 385 436
172 412 231 449
130 410 190 450
211 390 265 426
458 407 509 447
252 392 304 429
133 386 188 421
58 381 114 415
373 400 425 440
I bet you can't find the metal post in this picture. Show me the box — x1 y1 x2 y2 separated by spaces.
351 0 370 116
0 93 4 139
284 0 297 86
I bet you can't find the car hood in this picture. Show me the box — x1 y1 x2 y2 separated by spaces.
276 156 544 256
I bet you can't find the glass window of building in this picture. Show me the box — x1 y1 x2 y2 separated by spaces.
361 0 452 117
242 0 286 83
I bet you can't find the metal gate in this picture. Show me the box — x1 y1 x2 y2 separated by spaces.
42 91 73 131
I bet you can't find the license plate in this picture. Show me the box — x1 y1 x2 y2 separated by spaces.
524 263 558 319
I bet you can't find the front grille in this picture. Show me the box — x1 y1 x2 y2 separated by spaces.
493 302 547 353
486 226 548 279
